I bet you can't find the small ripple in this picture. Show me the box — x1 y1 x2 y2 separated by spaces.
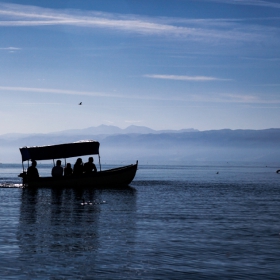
0 183 23 188
133 180 180 186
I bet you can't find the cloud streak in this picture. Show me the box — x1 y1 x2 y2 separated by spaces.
192 93 280 105
1 86 279 105
0 85 186 101
125 120 142 123
0 3 273 43
204 0 280 9
0 46 20 50
0 86 131 99
144 74 230 81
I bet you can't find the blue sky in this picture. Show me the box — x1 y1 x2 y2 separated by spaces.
0 0 280 134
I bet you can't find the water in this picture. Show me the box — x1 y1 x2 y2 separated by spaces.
0 163 280 279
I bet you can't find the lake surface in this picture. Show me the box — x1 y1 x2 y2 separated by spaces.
0 163 280 279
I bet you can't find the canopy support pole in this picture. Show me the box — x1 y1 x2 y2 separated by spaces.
98 154 101 171
22 161 24 172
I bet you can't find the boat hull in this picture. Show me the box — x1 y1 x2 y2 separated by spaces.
22 163 138 188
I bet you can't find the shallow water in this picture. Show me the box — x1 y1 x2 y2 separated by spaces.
0 163 280 279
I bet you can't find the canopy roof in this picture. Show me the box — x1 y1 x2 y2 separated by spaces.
20 140 100 162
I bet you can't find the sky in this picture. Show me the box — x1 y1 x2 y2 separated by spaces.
0 0 280 134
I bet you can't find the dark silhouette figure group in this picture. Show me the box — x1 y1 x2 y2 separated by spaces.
26 157 97 179
53 157 97 177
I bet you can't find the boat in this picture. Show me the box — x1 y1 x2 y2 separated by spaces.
18 140 138 188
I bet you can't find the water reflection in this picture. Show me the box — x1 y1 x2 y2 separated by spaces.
17 186 137 278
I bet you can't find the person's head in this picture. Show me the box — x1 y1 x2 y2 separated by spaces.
66 163 71 168
31 160 37 167
76 158 82 165
89 157 93 163
56 160 61 166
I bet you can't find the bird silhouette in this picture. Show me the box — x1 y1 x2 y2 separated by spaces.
79 102 82 105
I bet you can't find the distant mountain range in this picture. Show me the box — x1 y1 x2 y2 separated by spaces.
50 124 198 136
1 125 280 164
0 125 198 139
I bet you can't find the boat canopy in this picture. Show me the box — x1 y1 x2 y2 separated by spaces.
20 140 100 162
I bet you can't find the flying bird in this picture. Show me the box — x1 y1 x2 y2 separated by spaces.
79 102 82 105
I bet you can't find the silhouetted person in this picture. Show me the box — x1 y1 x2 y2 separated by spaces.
52 160 63 177
64 163 73 176
84 157 97 173
27 160 39 178
73 158 84 175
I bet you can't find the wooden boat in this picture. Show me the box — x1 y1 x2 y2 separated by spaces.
18 140 138 188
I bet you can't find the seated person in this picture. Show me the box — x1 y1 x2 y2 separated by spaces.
27 160 39 178
84 157 97 173
64 163 73 176
52 160 63 177
73 158 84 175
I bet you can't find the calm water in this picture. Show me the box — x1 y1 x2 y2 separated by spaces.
0 163 280 279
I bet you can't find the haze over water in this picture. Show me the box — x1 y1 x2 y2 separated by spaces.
1 163 280 279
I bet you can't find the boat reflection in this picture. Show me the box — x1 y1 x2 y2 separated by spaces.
17 186 137 276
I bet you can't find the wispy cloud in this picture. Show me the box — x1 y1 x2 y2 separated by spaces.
0 85 182 101
242 56 280 62
0 86 111 97
204 0 280 9
193 93 280 104
0 3 273 43
1 86 279 105
103 120 114 124
0 46 20 50
144 74 230 81
221 93 261 103
253 83 280 87
125 120 142 123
